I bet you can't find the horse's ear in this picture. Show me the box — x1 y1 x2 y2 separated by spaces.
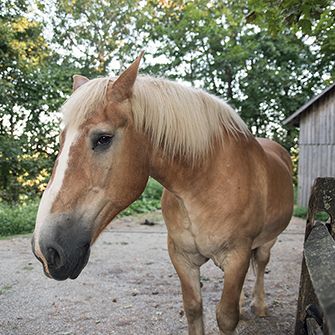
108 51 144 102
73 75 89 91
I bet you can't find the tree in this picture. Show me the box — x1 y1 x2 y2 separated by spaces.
0 1 77 202
38 0 142 76
138 0 325 148
247 0 335 81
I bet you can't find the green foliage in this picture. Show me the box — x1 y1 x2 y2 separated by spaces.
293 205 308 219
43 0 141 75
0 1 78 202
119 178 163 217
0 199 38 236
293 205 329 222
247 0 335 80
290 143 299 186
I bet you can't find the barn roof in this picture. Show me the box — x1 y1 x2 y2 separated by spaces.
283 82 335 126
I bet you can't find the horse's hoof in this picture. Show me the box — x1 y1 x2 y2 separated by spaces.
251 301 268 317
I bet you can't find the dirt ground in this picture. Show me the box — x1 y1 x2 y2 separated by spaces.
0 212 305 335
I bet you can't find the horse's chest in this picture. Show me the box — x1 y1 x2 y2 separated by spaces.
167 213 229 258
162 191 233 257
166 216 200 254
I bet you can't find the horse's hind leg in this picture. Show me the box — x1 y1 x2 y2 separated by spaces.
168 236 207 335
251 238 277 317
214 242 252 335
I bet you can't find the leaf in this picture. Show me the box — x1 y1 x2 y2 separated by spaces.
299 18 312 34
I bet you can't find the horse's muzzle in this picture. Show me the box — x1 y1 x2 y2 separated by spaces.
43 241 90 280
31 216 92 281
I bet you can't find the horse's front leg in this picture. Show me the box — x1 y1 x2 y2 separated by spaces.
214 243 252 335
168 236 207 335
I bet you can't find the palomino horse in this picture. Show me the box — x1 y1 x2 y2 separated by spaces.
32 53 293 335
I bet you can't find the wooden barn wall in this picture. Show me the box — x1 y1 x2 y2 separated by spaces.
298 92 335 207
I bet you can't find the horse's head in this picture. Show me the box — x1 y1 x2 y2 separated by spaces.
32 53 150 280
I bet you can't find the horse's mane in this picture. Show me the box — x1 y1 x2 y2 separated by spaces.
62 75 250 162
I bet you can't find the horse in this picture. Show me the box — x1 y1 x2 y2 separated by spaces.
32 52 293 335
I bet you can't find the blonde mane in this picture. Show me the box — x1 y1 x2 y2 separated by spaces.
61 76 250 162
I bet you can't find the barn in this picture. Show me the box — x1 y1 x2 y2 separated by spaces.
283 83 335 207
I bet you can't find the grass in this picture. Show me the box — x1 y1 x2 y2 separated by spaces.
0 178 163 237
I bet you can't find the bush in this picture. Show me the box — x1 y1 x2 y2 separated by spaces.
119 178 163 217
293 205 308 219
0 178 163 237
0 200 38 236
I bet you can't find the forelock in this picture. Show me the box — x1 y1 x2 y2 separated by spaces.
61 77 110 128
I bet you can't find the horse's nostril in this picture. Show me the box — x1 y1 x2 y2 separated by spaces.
47 247 62 269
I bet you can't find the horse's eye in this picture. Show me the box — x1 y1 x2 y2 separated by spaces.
97 135 113 146
93 135 113 150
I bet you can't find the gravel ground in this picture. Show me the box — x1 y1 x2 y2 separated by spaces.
0 212 305 335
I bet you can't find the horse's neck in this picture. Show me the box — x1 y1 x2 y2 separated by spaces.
149 134 251 197
149 151 208 196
